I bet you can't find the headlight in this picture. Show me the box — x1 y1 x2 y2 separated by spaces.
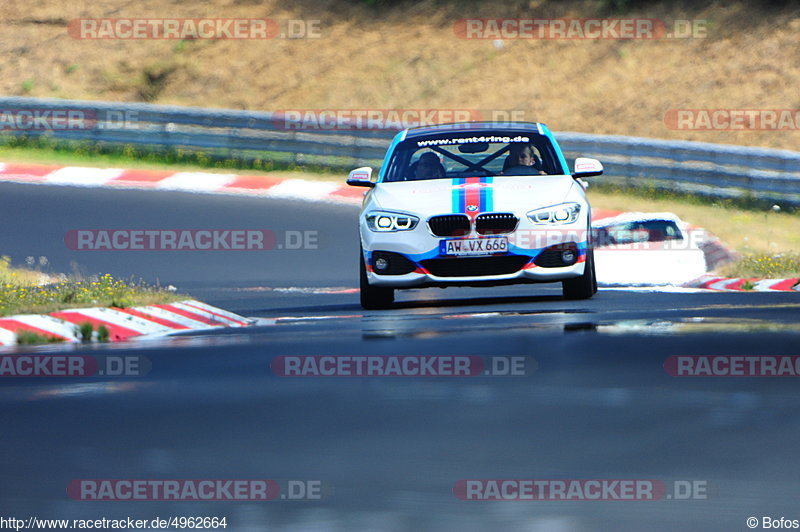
527 203 581 225
365 211 419 232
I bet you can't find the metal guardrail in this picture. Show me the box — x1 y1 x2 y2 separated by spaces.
2 96 799 204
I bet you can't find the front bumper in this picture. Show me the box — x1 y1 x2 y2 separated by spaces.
361 222 589 288
366 262 586 288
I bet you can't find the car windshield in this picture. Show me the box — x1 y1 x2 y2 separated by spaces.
595 219 684 246
382 131 566 182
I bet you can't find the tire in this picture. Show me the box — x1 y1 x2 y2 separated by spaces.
360 249 394 310
562 247 596 300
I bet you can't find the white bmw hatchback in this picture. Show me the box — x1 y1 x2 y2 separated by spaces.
347 122 604 309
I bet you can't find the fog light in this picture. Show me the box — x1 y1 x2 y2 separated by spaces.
561 249 576 264
374 257 389 271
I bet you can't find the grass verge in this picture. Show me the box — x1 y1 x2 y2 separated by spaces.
15 330 66 345
717 253 800 279
0 257 184 318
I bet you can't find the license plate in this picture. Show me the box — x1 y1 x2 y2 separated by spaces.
440 237 508 256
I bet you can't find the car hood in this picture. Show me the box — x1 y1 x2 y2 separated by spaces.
369 175 577 215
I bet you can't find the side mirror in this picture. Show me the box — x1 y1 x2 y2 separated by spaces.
572 157 603 178
347 167 375 187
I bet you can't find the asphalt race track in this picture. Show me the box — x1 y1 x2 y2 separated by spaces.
1 182 799 531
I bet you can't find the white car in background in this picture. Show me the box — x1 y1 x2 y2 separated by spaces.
592 212 708 285
346 122 604 309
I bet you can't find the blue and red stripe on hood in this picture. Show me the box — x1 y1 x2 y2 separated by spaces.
452 177 493 218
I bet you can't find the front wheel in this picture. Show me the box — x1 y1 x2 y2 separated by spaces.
360 250 394 310
562 247 597 300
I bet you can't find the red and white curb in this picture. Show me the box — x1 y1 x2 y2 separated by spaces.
0 162 364 204
684 275 800 292
0 300 253 346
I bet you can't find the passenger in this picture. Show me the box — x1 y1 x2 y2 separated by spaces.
503 144 547 175
414 152 446 179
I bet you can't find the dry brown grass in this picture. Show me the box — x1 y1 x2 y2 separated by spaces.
2 1 799 150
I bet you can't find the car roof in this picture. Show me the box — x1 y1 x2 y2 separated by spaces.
403 121 546 138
